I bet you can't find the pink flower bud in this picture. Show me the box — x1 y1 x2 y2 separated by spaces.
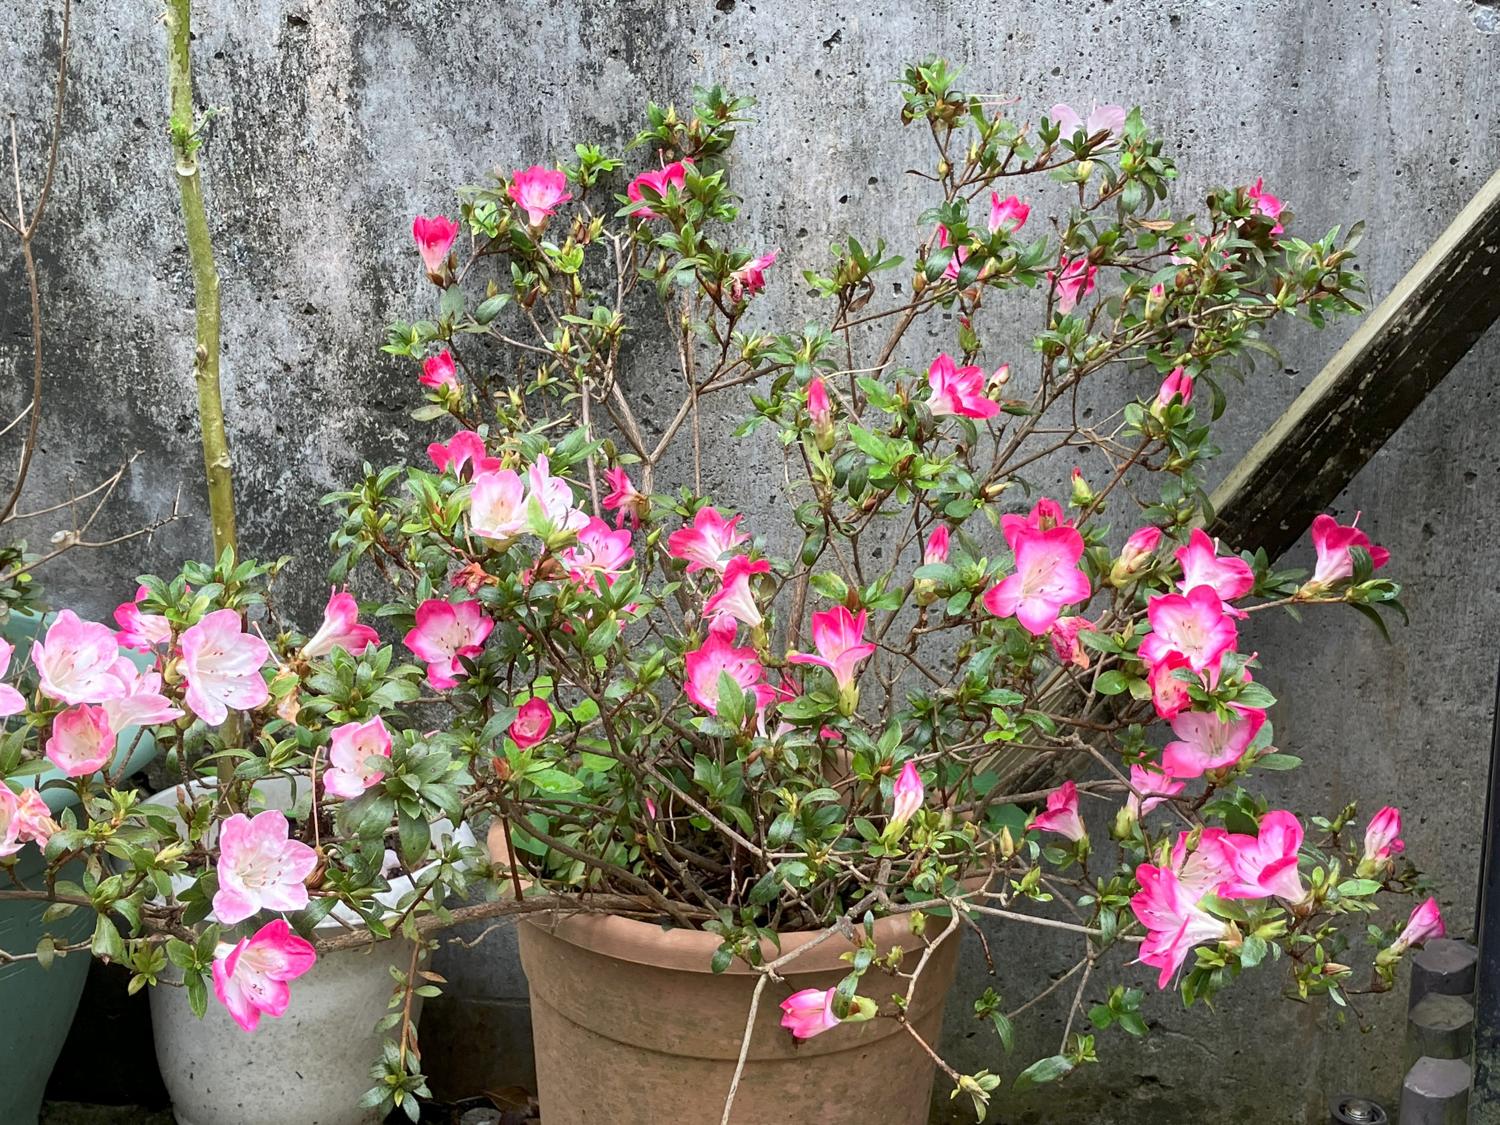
779 987 840 1039
412 215 460 280
923 525 950 567
1119 526 1162 572
1154 366 1194 411
510 698 554 750
889 762 925 831
1359 806 1404 875
807 376 834 450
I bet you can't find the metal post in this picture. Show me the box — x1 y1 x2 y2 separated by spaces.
1328 1094 1389 1124
1473 656 1500 1121
1398 1057 1470 1125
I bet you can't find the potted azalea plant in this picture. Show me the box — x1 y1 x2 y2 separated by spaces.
316 60 1435 1123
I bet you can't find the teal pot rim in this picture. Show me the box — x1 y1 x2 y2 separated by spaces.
4 608 164 815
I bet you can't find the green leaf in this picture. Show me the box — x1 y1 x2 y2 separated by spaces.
1094 670 1129 696
1014 1054 1074 1091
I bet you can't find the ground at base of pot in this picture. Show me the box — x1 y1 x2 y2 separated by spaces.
40 1097 541 1125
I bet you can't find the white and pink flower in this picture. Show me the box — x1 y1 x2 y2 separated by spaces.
211 918 317 1033
114 587 173 653
561 517 635 591
212 809 319 926
1138 586 1238 674
1048 255 1097 314
988 192 1030 234
403 599 493 690
627 160 691 219
787 607 877 695
1215 811 1306 903
1050 102 1127 147
1131 859 1232 989
983 524 1091 636
1032 780 1086 842
926 353 999 420
667 507 749 575
684 632 763 716
420 350 459 391
179 610 271 727
412 214 460 278
1307 513 1390 589
1161 705 1266 779
301 590 379 660
727 249 777 302
602 467 647 531
323 716 392 799
32 610 130 706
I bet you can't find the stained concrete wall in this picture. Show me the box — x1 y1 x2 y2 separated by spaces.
4 1 1500 1121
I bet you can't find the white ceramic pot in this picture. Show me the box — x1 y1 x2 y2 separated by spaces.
144 777 474 1125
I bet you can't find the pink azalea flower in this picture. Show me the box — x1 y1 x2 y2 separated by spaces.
101 663 184 730
526 455 590 535
1216 810 1306 903
787 607 877 693
561 517 635 591
412 215 460 277
727 249 778 302
926 353 1000 420
704 555 771 632
507 165 572 227
683 632 763 715
469 469 529 544
988 192 1030 234
1148 652 1195 721
889 761 925 830
602 467 647 530
13 787 57 848
429 431 501 478
1359 807 1404 874
1161 705 1266 779
31 610 130 706
1032 780 1087 842
420 350 459 391
1127 764 1186 819
1307 513 1390 588
510 697 553 749
667 507 749 574
1050 102 1127 147
179 610 271 727
983 524 1091 636
779 987 840 1040
1131 860 1232 989
1175 529 1255 612
924 525 950 566
626 160 692 220
0 785 21 858
1139 586 1238 674
114 586 173 653
1154 366 1194 410
404 599 493 690
1048 255 1098 315
323 716 392 799
1048 615 1098 670
1247 178 1285 235
1001 498 1070 553
1391 898 1445 954
213 809 319 926
211 918 317 1033
0 638 26 717
301 589 379 660
807 376 834 448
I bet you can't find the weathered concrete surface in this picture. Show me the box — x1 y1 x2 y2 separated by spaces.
3 1 1499 1121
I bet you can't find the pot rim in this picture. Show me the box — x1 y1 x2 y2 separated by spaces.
522 905 938 977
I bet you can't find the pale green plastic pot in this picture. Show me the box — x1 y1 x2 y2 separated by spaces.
0 610 163 1125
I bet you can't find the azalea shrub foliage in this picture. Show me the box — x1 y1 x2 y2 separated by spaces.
0 58 1439 1119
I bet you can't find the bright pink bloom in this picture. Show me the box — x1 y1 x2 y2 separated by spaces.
924 525 950 566
1127 764 1185 819
787 607 877 692
1139 586 1238 674
31 610 129 706
301 589 379 660
102 663 183 731
704 555 771 632
1361 807 1404 870
403 599 493 690
429 431 501 478
779 987 840 1040
728 249 778 302
1155 366 1194 409
469 469 529 543
323 716 392 799
983 524 1091 636
1247 178 1285 234
507 165 572 227
1048 615 1097 670
1392 898 1446 953
683 632 763 715
1048 255 1098 314
1001 498 1070 553
0 639 25 717
412 215 460 276
890 762 925 830
1148 652 1195 721
1131 861 1232 989
510 698 553 750
1161 705 1266 779
179 610 270 727
1308 513 1390 588
1050 103 1127 146
1216 811 1306 903
1176 529 1255 612
211 918 317 1033
562 517 635 591
213 809 318 926
1032 780 1086 842
988 193 1030 234
926 353 999 419
114 586 173 653
627 160 691 219
1117 526 1162 578
45 704 115 777
667 507 749 574
602 467 647 530
526 455 589 535
420 350 459 391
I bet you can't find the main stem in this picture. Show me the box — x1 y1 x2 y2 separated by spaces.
164 0 236 558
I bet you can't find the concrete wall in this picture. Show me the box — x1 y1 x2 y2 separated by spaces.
4 0 1499 1120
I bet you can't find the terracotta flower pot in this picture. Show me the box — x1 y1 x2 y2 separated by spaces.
518 908 960 1124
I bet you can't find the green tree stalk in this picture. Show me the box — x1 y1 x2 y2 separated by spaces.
163 0 236 559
